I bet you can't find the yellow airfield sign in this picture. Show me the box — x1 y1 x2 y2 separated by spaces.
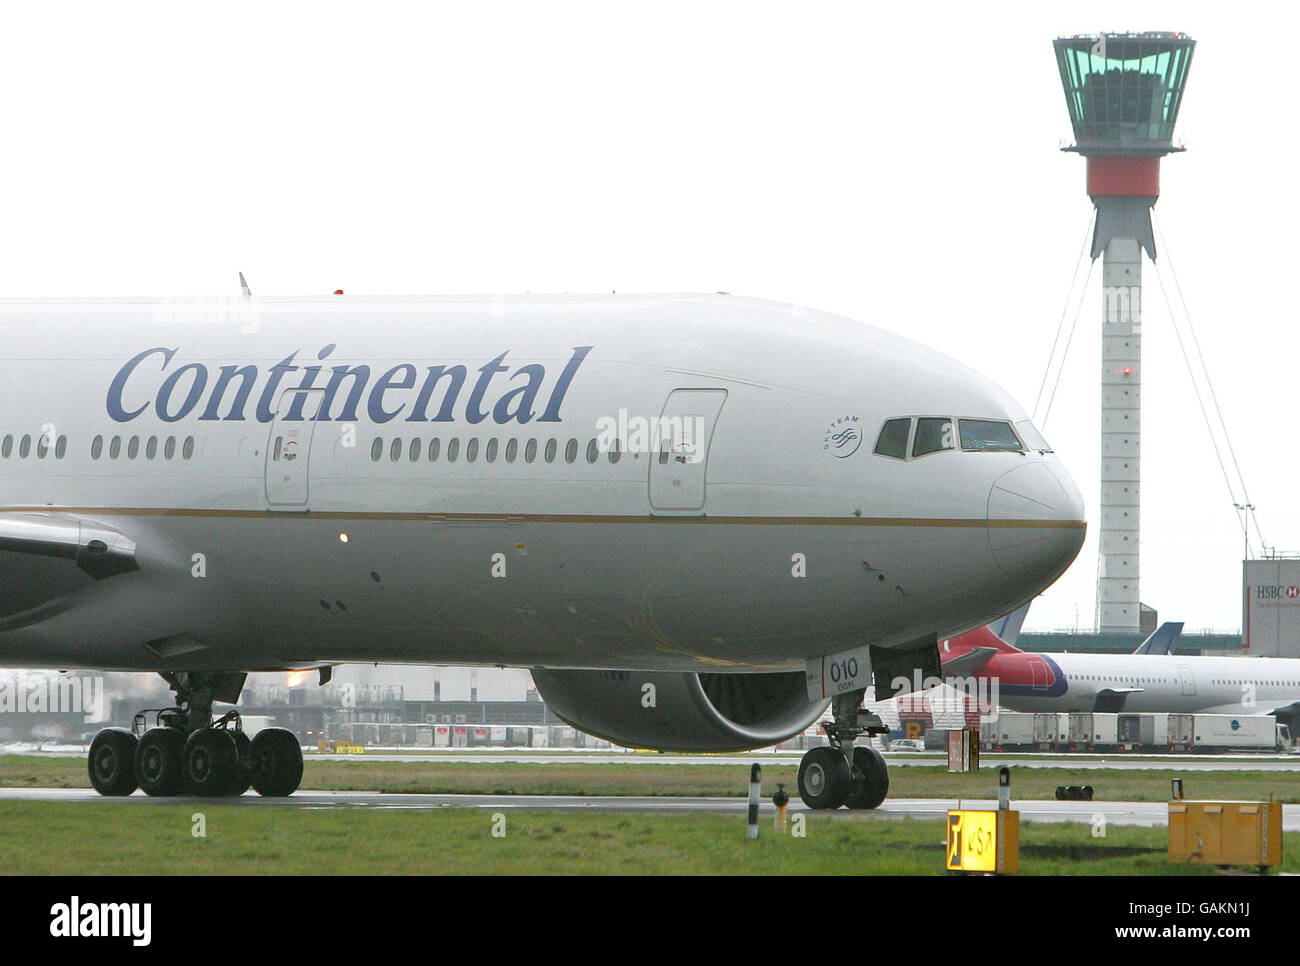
946 809 1019 874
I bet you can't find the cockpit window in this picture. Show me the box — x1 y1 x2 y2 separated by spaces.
959 419 1022 452
873 418 911 459
1015 419 1053 453
912 418 954 457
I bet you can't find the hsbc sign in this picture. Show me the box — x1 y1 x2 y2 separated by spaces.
1254 584 1300 600
1244 560 1300 656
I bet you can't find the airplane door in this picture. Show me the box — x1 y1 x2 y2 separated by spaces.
649 389 727 516
1176 665 1196 696
1028 657 1049 689
265 389 324 510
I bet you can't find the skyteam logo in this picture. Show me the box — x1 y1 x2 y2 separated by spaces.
823 415 863 458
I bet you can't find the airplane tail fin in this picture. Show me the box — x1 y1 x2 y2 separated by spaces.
987 602 1031 648
1132 621 1184 655
942 623 1023 658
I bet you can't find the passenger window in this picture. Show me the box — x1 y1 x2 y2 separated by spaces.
486 439 499 463
505 439 518 463
873 418 911 459
409 438 422 462
370 438 383 462
182 437 195 460
608 440 621 464
146 436 158 460
447 438 460 463
164 436 176 460
91 435 103 460
912 418 953 457
959 419 1022 452
55 435 68 459
565 438 578 464
390 438 402 462
127 436 139 460
428 438 440 462
19 435 31 458
544 439 557 463
1 435 10 458
466 438 479 463
525 439 538 463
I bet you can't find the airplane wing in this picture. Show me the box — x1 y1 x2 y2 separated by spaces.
1132 621 1184 655
0 512 138 577
1094 687 1143 712
0 512 142 629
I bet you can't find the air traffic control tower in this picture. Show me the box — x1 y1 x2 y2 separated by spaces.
1053 32 1196 633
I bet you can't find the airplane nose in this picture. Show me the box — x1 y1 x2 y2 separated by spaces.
987 461 1086 583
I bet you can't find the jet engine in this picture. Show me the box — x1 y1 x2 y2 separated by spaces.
529 668 828 752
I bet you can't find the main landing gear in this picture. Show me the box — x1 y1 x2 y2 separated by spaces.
87 672 303 798
797 689 890 810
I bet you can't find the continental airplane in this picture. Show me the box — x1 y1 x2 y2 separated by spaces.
942 621 1300 722
0 292 1085 808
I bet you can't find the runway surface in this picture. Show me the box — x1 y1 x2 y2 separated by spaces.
294 752 1300 771
11 743 1300 770
4 786 1297 829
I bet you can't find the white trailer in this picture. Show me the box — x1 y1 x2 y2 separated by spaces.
1033 712 1068 748
1068 712 1118 750
989 712 1035 748
1168 713 1195 751
1191 714 1277 751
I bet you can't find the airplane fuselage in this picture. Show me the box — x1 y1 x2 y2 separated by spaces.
0 294 1085 674
979 650 1300 716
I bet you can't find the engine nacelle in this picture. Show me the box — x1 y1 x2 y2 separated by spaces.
529 668 828 752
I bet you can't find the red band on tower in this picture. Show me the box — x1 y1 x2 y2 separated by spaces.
1087 156 1161 198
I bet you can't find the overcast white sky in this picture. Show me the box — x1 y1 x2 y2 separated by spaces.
0 2 1292 633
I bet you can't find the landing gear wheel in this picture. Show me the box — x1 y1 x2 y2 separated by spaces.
135 728 186 797
183 728 238 797
797 746 851 810
88 728 139 796
226 731 252 797
846 745 890 810
250 728 303 797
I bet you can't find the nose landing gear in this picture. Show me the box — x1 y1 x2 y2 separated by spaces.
796 689 891 810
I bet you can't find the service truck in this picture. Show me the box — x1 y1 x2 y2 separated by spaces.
1190 714 1279 752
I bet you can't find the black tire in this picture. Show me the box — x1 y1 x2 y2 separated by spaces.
1082 785 1094 801
847 745 890 809
1055 785 1066 800
797 746 851 810
183 728 239 797
250 728 303 797
135 728 186 797
88 728 138 796
226 731 252 797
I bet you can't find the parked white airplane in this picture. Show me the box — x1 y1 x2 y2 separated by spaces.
943 622 1300 720
0 292 1084 807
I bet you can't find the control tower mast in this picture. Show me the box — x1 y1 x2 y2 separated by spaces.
1053 32 1196 633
